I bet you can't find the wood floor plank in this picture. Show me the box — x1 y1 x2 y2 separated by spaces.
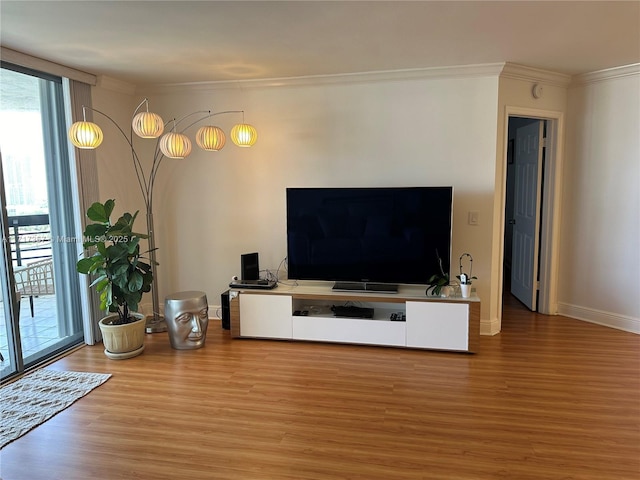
1 295 638 479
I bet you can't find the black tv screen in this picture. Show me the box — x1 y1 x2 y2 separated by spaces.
286 187 453 289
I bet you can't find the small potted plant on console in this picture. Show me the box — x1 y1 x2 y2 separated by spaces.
426 250 451 297
456 253 477 298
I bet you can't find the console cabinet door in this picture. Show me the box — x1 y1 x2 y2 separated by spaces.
239 294 292 339
406 302 469 351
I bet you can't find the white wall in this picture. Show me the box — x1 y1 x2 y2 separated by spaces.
137 69 500 323
89 63 639 335
559 66 640 333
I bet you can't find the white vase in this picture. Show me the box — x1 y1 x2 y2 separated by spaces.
460 284 472 298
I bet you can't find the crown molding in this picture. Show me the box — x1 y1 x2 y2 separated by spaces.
140 63 506 95
500 63 571 87
96 75 137 95
572 63 640 85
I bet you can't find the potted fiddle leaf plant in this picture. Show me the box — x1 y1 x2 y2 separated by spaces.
456 253 477 298
426 250 451 297
77 199 154 359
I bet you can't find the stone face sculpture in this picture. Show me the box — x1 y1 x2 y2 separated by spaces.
164 291 209 350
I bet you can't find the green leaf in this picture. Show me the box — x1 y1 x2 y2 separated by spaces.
127 237 140 254
126 300 139 313
131 230 148 240
89 274 108 289
128 271 143 292
113 273 129 290
123 291 142 312
99 284 112 310
112 216 134 234
82 223 108 247
107 244 129 262
77 257 96 274
113 263 129 277
87 201 112 223
97 242 108 257
103 199 115 218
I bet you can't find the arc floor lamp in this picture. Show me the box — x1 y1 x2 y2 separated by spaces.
69 98 257 331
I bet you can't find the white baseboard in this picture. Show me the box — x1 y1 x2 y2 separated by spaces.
481 318 501 336
557 303 640 334
209 305 222 320
140 302 221 321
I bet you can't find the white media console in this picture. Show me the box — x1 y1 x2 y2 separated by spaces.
229 283 480 353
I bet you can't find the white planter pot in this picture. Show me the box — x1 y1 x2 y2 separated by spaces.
460 284 472 298
98 313 146 360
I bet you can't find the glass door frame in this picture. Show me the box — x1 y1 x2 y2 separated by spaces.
0 153 24 376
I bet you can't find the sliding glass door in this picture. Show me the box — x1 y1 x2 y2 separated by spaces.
0 64 84 380
0 159 21 374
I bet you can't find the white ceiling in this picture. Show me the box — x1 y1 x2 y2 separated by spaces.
1 1 639 86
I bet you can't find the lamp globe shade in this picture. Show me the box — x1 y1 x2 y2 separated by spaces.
132 111 164 138
230 123 257 147
160 132 192 159
196 125 226 151
69 121 104 149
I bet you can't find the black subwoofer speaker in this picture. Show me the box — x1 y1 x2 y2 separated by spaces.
220 290 230 330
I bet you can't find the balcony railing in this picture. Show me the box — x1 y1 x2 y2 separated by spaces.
7 214 52 266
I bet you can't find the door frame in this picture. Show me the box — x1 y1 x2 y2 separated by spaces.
499 106 565 317
0 153 24 376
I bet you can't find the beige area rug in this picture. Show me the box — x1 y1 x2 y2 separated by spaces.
0 369 111 448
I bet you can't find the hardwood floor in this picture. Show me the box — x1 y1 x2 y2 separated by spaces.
2 296 638 480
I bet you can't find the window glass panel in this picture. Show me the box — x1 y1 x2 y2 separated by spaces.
0 65 84 379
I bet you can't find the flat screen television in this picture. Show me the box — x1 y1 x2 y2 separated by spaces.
286 186 453 292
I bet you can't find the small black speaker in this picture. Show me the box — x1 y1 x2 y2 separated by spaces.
241 252 259 280
220 290 230 330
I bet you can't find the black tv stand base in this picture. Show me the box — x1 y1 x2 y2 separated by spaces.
332 282 398 293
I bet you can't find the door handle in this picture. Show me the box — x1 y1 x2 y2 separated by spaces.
508 219 516 225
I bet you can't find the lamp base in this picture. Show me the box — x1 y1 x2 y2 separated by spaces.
145 314 167 333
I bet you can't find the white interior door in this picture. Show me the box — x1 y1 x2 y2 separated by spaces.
510 120 544 310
